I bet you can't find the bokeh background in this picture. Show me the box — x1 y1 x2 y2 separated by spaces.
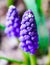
0 0 50 65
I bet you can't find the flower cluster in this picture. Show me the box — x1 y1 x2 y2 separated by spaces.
5 5 20 37
5 5 38 54
20 10 39 54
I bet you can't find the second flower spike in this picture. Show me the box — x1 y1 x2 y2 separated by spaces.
5 5 21 38
20 10 39 54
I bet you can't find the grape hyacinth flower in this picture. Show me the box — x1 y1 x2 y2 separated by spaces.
5 5 20 37
20 10 39 54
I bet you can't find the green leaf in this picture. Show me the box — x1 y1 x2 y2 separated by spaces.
0 24 5 30
0 57 25 64
7 0 14 7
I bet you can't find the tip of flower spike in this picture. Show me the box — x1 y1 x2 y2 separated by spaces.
8 5 17 14
9 5 16 9
22 9 34 19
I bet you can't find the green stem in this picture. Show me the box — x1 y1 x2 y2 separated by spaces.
22 51 30 65
0 57 25 64
30 54 37 65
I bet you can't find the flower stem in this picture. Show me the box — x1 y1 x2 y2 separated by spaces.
22 51 30 65
30 54 37 65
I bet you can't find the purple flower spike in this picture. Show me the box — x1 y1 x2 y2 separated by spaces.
5 5 21 37
20 10 39 54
